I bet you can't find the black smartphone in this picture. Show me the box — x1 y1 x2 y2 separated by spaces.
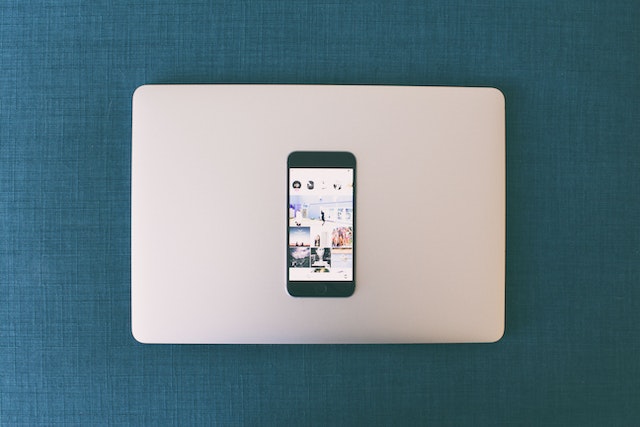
287 151 356 297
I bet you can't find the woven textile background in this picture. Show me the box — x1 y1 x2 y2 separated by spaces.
1 1 638 425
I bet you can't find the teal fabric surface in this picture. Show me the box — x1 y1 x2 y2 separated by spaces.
1 0 639 425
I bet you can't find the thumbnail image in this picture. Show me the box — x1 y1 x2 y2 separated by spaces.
289 247 310 268
331 226 353 248
331 248 352 269
289 227 311 247
310 247 331 268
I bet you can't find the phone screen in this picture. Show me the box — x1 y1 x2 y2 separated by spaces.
288 167 354 281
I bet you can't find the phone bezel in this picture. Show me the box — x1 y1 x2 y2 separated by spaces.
287 151 356 297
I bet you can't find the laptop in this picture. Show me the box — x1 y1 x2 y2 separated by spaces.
131 85 505 343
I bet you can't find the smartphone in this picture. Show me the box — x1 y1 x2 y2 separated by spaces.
287 151 356 297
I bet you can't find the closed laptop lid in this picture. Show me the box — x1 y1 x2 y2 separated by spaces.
131 85 505 343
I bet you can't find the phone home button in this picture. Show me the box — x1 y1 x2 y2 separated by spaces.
317 284 328 295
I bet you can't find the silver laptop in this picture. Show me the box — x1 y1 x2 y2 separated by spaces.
131 85 505 343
